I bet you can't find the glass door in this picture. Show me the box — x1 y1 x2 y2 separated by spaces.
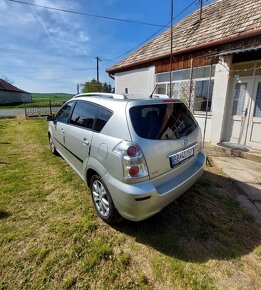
245 78 261 148
226 78 253 145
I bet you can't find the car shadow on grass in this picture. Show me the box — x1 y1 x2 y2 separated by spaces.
113 170 261 263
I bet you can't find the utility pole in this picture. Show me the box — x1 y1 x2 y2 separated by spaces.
77 83 84 94
96 56 101 91
169 0 174 98
96 56 101 83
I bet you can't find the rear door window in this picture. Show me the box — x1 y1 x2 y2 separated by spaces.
70 101 98 130
129 102 197 140
94 107 113 132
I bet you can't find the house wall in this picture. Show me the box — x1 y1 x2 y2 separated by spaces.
115 66 155 96
21 93 32 103
210 56 232 144
194 114 212 142
0 91 32 104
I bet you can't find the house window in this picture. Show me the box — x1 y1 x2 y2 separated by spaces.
155 65 215 112
193 66 215 78
156 83 167 94
194 80 214 112
156 73 170 83
167 81 191 106
167 82 180 99
172 69 190 80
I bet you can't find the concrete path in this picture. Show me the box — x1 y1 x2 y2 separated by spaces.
213 157 261 225
0 109 24 117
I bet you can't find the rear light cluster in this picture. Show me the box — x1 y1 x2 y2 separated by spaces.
113 141 148 179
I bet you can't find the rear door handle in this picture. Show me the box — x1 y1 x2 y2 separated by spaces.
82 138 89 145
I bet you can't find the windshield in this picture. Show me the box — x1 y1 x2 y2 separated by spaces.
129 103 197 140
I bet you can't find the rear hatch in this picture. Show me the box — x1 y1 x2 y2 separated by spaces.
127 99 200 179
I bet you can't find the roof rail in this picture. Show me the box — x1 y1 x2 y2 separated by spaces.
124 93 170 99
73 92 127 100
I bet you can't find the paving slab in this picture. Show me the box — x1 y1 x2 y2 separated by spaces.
212 156 261 225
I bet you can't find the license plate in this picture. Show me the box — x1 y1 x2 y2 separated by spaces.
169 146 194 168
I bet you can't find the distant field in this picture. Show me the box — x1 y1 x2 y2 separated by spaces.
0 93 73 109
32 93 74 100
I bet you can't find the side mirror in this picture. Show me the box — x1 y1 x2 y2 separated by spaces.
46 115 55 122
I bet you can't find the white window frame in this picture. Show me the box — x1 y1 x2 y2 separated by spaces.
155 65 215 113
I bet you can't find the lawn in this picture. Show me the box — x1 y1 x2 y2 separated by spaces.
0 93 72 110
0 119 260 290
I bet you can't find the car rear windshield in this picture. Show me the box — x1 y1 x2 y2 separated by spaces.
129 102 197 140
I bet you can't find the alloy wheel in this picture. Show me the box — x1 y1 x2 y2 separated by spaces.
92 180 110 217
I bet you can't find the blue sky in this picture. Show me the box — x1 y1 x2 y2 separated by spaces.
0 0 212 93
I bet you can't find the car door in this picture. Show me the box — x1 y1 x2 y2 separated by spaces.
65 101 98 176
52 101 75 157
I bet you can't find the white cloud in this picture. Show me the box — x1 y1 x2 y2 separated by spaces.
0 0 90 54
0 0 113 93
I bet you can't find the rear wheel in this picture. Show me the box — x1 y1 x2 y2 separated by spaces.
49 134 59 155
90 175 119 224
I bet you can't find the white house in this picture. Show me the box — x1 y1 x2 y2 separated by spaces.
107 0 261 151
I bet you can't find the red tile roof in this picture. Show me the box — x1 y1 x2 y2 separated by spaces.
0 79 30 94
107 0 261 73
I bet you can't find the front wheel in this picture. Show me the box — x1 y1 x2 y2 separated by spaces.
90 175 119 224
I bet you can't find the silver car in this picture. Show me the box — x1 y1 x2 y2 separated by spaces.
47 93 205 223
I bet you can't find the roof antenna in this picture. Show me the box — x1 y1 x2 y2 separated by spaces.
199 0 203 20
149 84 158 98
199 0 209 21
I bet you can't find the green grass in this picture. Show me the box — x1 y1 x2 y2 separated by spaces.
0 93 73 109
0 119 261 289
32 93 73 99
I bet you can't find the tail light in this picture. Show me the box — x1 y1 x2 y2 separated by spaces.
113 141 149 180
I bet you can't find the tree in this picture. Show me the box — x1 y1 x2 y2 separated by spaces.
82 79 113 93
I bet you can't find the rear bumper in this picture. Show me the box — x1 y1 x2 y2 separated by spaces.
103 151 205 221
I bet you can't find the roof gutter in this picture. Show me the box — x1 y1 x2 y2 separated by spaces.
106 29 261 74
108 73 115 80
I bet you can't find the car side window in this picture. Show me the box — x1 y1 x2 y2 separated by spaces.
94 107 113 132
70 101 98 130
56 102 74 123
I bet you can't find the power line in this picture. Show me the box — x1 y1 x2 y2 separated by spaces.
1 0 199 66
7 0 167 28
101 0 198 62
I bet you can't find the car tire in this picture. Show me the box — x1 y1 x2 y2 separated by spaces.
49 134 59 156
90 175 119 224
